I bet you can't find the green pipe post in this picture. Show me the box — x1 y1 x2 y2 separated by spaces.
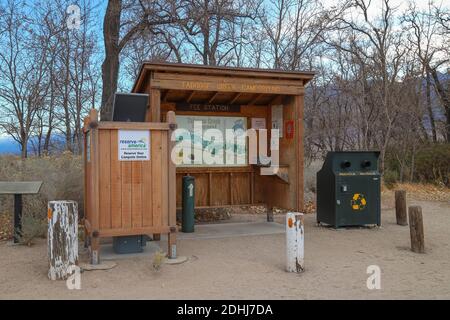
182 175 195 233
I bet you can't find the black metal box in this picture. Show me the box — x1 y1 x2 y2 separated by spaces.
113 235 147 254
316 151 381 228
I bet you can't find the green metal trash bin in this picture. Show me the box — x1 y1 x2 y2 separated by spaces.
316 151 381 228
182 175 195 233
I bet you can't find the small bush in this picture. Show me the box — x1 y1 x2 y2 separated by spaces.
383 169 399 189
414 144 450 187
384 143 450 187
18 212 47 246
152 250 166 271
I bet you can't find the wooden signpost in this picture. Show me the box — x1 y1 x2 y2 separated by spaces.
0 181 42 243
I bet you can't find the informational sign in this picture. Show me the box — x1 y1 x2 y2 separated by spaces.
118 130 150 161
285 120 294 139
176 103 241 113
271 105 283 137
251 118 266 130
175 115 247 167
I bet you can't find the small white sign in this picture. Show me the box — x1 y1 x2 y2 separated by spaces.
271 105 283 137
118 130 150 161
251 118 266 130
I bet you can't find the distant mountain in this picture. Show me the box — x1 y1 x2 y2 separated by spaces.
0 136 21 154
0 134 68 155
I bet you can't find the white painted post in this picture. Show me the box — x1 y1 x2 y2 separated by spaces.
48 201 78 280
286 212 304 273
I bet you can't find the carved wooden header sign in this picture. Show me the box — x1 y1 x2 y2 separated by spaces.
176 103 241 113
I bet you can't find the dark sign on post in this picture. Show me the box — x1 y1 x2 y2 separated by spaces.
176 103 241 113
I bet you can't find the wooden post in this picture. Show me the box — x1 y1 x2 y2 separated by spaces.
395 190 408 226
409 206 425 253
167 111 177 259
286 212 304 273
48 201 78 280
13 194 23 243
89 108 100 264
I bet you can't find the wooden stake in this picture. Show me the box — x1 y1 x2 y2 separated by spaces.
395 190 408 226
286 212 304 273
408 206 425 253
48 201 78 280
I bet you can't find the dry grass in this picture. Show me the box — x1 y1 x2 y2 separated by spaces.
383 182 450 202
0 153 83 242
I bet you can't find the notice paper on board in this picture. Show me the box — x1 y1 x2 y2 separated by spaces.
118 130 150 161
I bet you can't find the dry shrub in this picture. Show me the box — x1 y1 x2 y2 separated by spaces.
304 160 322 203
152 250 166 271
0 153 83 243
18 213 47 246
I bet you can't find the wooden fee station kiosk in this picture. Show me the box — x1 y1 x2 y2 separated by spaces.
84 62 314 263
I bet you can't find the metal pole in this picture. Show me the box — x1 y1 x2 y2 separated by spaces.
13 194 22 243
182 175 195 233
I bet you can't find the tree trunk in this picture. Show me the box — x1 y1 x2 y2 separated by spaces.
48 201 79 280
429 67 450 142
100 0 122 121
20 132 28 159
426 71 437 142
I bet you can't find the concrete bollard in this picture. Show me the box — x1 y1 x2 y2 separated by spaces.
286 212 304 273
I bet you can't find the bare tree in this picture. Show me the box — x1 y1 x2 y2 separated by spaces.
100 0 183 121
0 0 49 158
403 1 449 142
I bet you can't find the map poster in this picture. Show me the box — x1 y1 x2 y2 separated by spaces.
175 115 247 167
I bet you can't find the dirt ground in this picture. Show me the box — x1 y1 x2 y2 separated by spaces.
0 195 449 299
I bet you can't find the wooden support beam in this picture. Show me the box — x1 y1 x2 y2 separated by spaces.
230 92 242 104
250 171 254 204
229 173 233 205
208 91 219 103
268 94 281 105
208 172 212 206
167 110 177 259
186 90 196 103
161 90 169 102
248 93 264 106
295 95 304 212
150 89 161 122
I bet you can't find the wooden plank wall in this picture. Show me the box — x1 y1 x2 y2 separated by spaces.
94 128 169 231
176 168 256 207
